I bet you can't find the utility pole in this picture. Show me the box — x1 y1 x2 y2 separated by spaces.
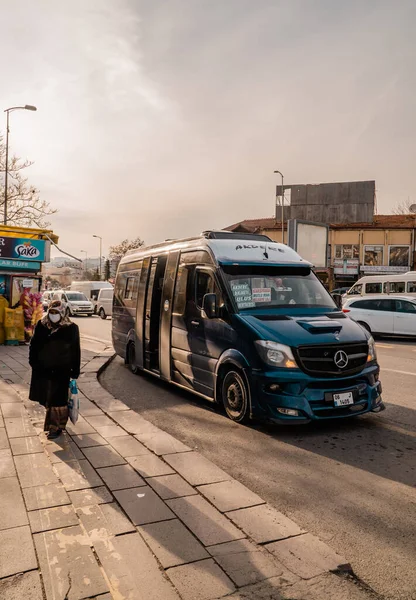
274 170 284 243
93 235 103 280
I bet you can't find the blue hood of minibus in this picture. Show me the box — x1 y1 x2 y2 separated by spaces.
237 311 369 347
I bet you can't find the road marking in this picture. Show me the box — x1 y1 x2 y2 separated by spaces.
383 368 416 377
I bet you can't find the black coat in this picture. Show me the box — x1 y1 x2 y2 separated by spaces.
29 321 81 407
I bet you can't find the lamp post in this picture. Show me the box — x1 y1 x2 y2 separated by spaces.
274 170 284 244
3 105 37 225
93 235 102 280
80 250 88 274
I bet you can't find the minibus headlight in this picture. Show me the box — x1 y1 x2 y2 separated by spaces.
367 336 377 362
255 341 297 368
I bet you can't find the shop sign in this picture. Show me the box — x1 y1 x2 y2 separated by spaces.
333 258 359 275
0 258 41 271
0 237 46 261
360 265 409 273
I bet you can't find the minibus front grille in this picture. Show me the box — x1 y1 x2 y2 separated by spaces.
295 343 368 377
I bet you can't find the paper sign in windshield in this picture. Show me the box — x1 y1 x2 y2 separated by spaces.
231 283 255 308
252 288 271 303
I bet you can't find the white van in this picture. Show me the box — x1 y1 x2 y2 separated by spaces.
96 288 114 319
345 273 416 299
69 281 113 312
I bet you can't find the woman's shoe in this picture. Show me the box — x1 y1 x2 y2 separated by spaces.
47 430 62 440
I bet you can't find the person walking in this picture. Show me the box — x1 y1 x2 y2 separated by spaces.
29 300 81 440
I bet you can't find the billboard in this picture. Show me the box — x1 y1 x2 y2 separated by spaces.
287 220 328 268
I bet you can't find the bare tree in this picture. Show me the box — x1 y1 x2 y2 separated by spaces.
109 237 144 264
0 133 56 227
392 198 414 215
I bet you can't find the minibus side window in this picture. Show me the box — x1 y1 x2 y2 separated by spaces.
390 281 405 293
365 282 382 294
196 272 217 308
173 266 188 315
181 250 214 265
348 284 362 295
407 281 416 293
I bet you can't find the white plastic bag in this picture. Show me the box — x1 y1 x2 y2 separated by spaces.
68 380 79 425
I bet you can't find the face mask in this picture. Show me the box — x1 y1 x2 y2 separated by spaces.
49 313 61 324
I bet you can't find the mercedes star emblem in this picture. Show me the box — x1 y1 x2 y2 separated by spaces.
334 350 349 369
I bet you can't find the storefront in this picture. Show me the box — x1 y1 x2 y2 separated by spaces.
0 226 57 306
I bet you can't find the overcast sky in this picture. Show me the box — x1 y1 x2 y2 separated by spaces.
1 0 415 258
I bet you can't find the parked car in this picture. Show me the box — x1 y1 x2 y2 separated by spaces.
96 288 113 319
41 291 54 311
69 281 113 313
343 295 416 336
52 290 94 317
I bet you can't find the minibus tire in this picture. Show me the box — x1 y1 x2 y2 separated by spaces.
221 369 250 423
127 343 139 375
358 321 371 333
99 308 107 320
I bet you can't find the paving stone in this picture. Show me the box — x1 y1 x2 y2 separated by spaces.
94 395 130 412
135 430 191 455
279 572 371 600
97 463 145 490
68 440 85 460
197 480 265 513
164 451 230 486
0 525 37 578
0 476 28 530
94 532 180 600
0 391 22 404
85 414 115 429
0 571 43 600
34 525 109 600
0 427 9 449
147 473 198 500
0 448 16 477
114 485 175 525
0 413 3 427
78 396 103 417
266 533 350 579
14 453 59 488
68 486 113 508
0 403 26 417
108 410 160 434
167 558 235 600
208 539 285 587
127 454 175 477
83 444 126 468
167 495 245 546
4 416 36 438
66 414 96 435
44 438 80 463
139 519 209 568
107 434 151 457
9 436 43 455
23 483 71 511
95 424 127 438
226 505 304 544
29 504 78 533
54 458 103 491
77 502 135 539
72 432 108 448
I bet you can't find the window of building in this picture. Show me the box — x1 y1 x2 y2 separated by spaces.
365 282 382 294
389 246 410 267
389 281 406 293
364 245 384 266
407 281 416 293
334 245 360 260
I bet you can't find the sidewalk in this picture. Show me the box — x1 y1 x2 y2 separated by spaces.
0 341 377 600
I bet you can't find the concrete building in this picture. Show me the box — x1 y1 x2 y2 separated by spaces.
226 214 416 289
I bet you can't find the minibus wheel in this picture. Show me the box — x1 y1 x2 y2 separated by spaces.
127 342 139 374
221 369 250 423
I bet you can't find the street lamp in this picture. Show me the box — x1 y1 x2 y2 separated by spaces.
3 105 37 225
274 170 284 244
93 235 102 280
80 250 88 272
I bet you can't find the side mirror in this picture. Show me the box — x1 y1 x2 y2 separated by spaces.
331 293 343 309
203 293 219 318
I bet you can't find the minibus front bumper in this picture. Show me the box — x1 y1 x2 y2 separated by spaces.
250 364 384 424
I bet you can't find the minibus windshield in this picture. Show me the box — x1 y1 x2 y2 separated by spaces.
223 265 336 310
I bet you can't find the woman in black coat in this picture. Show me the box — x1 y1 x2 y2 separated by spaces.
29 300 81 440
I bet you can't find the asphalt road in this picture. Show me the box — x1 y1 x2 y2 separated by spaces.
73 314 112 345
81 314 415 600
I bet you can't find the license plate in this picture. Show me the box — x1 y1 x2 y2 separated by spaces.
333 392 354 407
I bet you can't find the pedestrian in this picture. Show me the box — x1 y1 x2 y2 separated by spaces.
29 300 81 440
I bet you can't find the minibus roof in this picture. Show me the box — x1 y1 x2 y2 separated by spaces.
121 234 312 268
